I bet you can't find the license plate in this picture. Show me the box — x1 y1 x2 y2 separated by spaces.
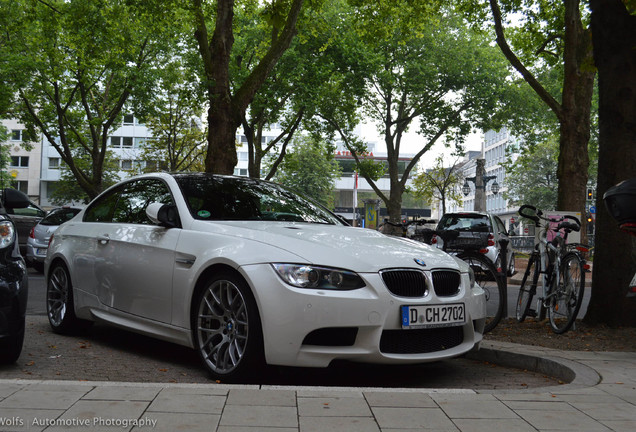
36 248 47 256
401 303 465 329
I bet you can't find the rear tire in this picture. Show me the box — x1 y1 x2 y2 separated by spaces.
192 271 264 383
548 253 585 334
47 263 92 334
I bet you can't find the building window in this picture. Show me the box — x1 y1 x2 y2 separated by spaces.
123 114 135 125
49 157 61 169
110 136 134 147
134 137 146 148
46 181 58 199
10 156 29 167
10 180 28 193
11 130 22 141
120 159 133 170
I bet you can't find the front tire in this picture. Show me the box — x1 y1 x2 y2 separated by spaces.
516 252 539 322
192 272 264 382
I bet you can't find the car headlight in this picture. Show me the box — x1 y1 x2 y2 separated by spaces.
0 221 16 249
271 264 366 290
468 265 476 289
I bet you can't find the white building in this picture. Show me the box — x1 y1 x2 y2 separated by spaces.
444 128 519 228
39 114 151 208
1 119 42 203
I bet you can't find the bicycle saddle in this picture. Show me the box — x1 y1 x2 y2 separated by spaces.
557 221 580 232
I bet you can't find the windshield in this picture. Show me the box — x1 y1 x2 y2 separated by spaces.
174 174 343 225
438 214 491 232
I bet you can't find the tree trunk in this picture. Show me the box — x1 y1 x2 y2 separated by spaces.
557 0 595 242
585 0 636 327
205 99 240 174
194 0 304 175
384 181 404 236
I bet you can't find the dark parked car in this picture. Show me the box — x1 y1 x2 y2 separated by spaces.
26 207 81 272
0 191 46 256
431 211 515 276
0 188 31 364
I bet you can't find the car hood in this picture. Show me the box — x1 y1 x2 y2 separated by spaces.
192 220 460 273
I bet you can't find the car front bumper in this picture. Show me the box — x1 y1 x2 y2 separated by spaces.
241 264 486 368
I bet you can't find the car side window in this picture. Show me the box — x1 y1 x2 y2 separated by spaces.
111 179 174 225
83 186 124 222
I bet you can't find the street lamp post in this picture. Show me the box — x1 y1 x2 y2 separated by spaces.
462 159 499 212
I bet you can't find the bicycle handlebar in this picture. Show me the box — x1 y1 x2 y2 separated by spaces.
518 204 541 224
518 205 582 232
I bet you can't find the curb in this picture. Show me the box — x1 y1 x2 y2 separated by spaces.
466 341 601 394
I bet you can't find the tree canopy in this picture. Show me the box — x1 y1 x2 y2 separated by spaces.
321 4 513 232
269 136 341 207
1 0 181 199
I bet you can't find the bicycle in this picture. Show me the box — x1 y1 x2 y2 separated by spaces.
515 205 589 334
380 219 506 333
435 229 506 333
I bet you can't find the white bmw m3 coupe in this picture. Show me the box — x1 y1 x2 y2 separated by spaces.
45 172 486 382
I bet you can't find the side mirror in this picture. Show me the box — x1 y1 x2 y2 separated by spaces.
146 202 180 228
2 188 30 210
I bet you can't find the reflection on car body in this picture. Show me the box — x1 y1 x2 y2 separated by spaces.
45 173 487 382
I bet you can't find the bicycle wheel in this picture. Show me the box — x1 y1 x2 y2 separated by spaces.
459 252 505 333
516 252 540 322
548 253 585 334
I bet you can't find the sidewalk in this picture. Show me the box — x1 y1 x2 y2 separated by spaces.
1 341 634 431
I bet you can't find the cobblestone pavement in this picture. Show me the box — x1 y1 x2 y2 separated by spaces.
0 316 560 389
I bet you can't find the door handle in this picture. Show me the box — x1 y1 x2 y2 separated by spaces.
97 235 110 245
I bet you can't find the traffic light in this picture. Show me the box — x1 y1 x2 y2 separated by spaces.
587 188 593 200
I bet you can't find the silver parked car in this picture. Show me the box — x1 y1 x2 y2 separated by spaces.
45 173 487 382
26 207 81 272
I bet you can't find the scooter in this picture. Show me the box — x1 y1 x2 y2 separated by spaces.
603 178 636 297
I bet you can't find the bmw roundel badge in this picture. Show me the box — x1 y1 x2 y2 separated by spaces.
413 258 426 267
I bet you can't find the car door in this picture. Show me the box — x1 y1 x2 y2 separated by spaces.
493 215 512 262
92 178 181 323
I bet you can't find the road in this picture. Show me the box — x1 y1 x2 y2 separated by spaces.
10 267 561 389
